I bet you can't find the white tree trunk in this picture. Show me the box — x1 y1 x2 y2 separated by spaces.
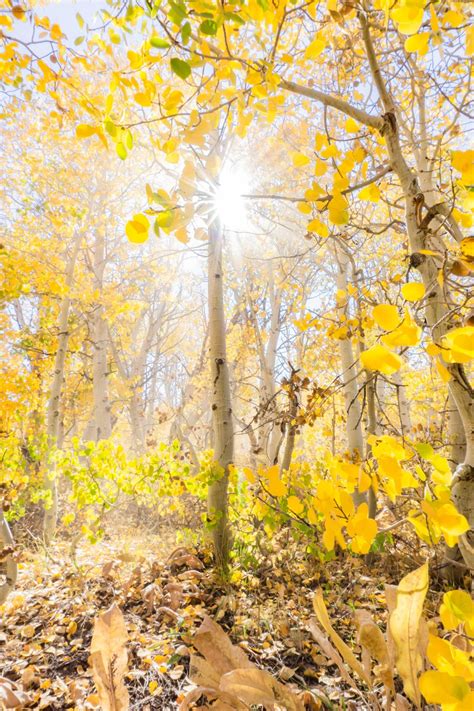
85 230 112 441
392 369 412 439
335 246 365 506
207 219 234 570
360 15 473 567
43 233 82 543
0 511 17 604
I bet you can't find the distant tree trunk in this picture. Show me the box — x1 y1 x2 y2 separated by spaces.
335 245 365 507
207 218 234 570
0 511 17 604
246 267 283 466
280 382 298 475
393 369 412 439
365 372 378 519
85 230 112 441
43 232 82 543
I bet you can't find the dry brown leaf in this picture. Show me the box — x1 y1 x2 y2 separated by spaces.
192 615 254 677
313 590 371 687
188 653 221 688
308 618 357 690
0 677 30 708
355 609 395 702
388 562 428 709
90 604 129 711
219 668 276 708
178 685 246 711
220 668 305 711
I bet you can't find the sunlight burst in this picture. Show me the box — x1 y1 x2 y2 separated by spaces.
214 166 250 232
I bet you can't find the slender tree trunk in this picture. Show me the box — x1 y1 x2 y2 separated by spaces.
85 230 112 441
280 387 298 475
360 14 473 568
0 510 17 604
335 246 365 506
393 369 412 439
43 233 82 543
365 372 378 519
207 218 234 570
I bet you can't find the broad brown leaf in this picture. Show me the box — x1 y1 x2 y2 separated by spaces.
90 604 129 711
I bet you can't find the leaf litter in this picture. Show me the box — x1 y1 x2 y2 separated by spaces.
0 528 442 710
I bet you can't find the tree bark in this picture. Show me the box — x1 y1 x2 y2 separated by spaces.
0 511 17 604
335 245 366 506
43 232 82 543
207 218 234 570
359 13 473 568
85 229 112 441
392 369 412 440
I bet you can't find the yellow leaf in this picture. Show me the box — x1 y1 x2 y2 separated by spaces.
344 117 360 133
391 6 424 35
314 159 327 177
304 33 326 59
389 562 429 707
346 503 378 554
436 359 452 382
451 150 474 186
134 91 152 107
372 304 400 331
243 467 256 484
76 124 97 138
360 345 402 375
426 634 474 680
292 152 310 167
265 465 288 497
313 589 371 686
382 311 421 348
287 495 304 515
441 326 474 364
126 214 150 244
358 183 380 203
148 680 159 694
442 10 465 28
328 192 349 225
307 218 329 238
175 227 189 244
426 342 441 356
297 201 312 215
419 671 473 709
467 25 474 57
440 590 474 637
401 282 425 301
404 32 430 56
460 236 474 263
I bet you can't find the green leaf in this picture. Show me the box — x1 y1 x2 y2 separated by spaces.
181 21 191 44
200 19 217 35
150 36 170 49
116 142 127 160
415 443 434 460
170 57 191 80
168 0 187 26
104 120 117 138
123 129 133 150
155 209 174 229
224 11 245 25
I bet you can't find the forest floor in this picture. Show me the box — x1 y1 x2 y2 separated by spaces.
1 523 443 710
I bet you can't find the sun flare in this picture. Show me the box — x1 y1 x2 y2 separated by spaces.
214 166 251 232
